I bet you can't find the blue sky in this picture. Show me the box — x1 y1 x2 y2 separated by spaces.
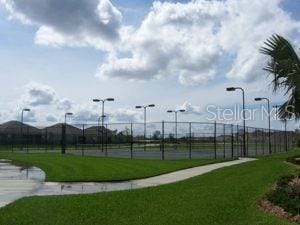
0 0 299 129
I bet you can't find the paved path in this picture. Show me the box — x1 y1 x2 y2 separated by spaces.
0 158 256 208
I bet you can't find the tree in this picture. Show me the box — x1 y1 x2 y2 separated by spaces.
152 130 161 140
260 34 300 119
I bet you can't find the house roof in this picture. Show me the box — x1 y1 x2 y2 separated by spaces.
0 121 41 135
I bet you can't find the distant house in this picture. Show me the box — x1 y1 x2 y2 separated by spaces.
216 135 232 142
84 126 116 144
0 121 42 144
42 123 82 144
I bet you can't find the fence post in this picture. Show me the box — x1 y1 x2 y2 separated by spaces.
214 121 217 159
161 121 165 160
236 124 239 157
26 126 29 153
105 124 108 157
82 124 85 156
279 132 282 152
11 134 14 153
255 129 258 156
223 124 225 159
189 122 192 160
246 127 249 156
284 128 287 152
45 128 48 153
287 133 290 150
262 130 265 155
61 124 66 154
231 124 234 158
273 131 276 153
130 123 133 159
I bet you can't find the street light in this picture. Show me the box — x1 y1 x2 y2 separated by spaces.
167 109 185 142
226 87 246 156
255 97 271 154
62 112 73 155
64 112 73 125
93 98 114 153
21 108 30 151
135 104 155 150
93 98 114 127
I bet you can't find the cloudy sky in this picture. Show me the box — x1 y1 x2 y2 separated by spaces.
0 0 300 129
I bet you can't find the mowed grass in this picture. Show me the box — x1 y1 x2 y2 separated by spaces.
0 150 299 225
0 152 222 182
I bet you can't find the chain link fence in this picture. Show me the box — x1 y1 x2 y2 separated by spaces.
0 121 297 160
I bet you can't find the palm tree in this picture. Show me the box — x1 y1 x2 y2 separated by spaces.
260 34 300 120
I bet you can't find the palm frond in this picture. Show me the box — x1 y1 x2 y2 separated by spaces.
260 34 300 120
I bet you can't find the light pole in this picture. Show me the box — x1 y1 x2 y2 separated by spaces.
93 98 114 152
255 97 271 154
226 87 246 157
64 112 73 125
273 105 288 151
136 104 155 150
62 112 73 154
21 108 30 151
167 109 185 144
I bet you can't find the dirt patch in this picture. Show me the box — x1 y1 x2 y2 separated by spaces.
259 200 300 223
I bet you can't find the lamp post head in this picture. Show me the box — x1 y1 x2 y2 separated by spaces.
254 97 262 101
65 112 73 116
135 106 142 109
226 87 236 91
106 98 114 101
179 109 186 112
23 108 30 112
148 104 155 107
93 99 100 102
167 110 173 113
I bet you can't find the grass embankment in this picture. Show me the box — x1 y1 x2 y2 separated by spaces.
0 149 299 225
0 152 221 182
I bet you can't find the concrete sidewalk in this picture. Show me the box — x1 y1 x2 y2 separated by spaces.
0 157 256 207
133 158 256 187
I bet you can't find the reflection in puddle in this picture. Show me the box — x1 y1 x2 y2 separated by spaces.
0 160 150 207
0 157 254 208
35 181 142 196
0 160 45 208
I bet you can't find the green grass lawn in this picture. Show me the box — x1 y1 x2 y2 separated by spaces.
0 150 299 224
0 152 222 182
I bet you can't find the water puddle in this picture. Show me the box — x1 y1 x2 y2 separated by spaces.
0 160 152 207
0 157 255 208
35 181 143 196
0 159 45 207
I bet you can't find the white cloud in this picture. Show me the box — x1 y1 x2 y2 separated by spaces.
22 82 56 107
177 101 202 115
45 114 58 122
71 106 141 123
20 82 73 111
56 98 73 111
97 0 300 85
1 0 300 87
70 107 99 123
1 0 122 50
109 109 141 123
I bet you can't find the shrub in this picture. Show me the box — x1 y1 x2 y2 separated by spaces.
266 174 300 216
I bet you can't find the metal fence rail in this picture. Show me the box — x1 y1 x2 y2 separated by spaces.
0 121 297 160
